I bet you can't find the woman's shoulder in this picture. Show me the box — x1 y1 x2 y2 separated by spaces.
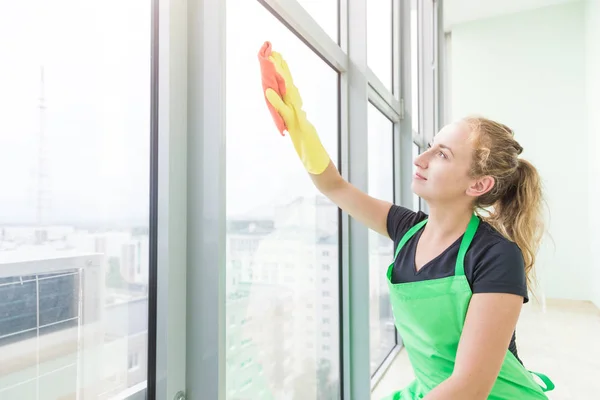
468 221 529 302
386 205 428 243
470 221 525 265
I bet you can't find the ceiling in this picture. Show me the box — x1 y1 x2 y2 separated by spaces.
444 0 579 31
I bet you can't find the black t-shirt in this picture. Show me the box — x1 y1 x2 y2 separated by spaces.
386 205 528 364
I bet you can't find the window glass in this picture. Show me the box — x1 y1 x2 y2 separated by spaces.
0 0 151 398
296 0 338 43
367 104 396 375
411 0 420 134
367 0 393 90
226 1 340 399
413 143 421 211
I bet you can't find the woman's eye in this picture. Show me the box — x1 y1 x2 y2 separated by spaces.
438 151 447 159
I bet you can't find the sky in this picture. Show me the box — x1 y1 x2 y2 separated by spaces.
0 0 401 225
0 0 151 225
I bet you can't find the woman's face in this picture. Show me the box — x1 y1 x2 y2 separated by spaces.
412 122 492 205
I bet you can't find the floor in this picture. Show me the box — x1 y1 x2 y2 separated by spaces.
371 299 600 399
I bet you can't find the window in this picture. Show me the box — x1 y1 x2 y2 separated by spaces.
0 1 151 398
225 1 341 399
367 103 397 375
367 0 393 89
1 0 438 396
411 0 420 134
296 0 338 43
128 352 140 371
413 143 421 211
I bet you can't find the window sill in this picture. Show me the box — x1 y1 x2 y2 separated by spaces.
370 348 415 399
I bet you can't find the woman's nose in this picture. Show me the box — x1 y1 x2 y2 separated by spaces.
414 151 428 169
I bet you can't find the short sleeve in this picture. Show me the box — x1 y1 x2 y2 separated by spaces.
471 240 529 303
386 205 423 243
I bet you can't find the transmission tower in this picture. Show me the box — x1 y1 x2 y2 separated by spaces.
36 65 50 226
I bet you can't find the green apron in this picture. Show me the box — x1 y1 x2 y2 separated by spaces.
382 214 555 399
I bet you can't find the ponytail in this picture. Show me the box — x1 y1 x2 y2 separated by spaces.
464 116 546 292
483 159 544 290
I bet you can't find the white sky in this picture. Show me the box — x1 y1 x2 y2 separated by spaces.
0 0 151 225
0 0 398 225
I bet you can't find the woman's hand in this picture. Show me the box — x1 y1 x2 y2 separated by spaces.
257 42 393 238
258 42 330 175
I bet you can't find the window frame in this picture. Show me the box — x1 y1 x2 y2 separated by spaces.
365 99 400 386
0 0 449 398
155 0 442 398
419 0 437 147
183 0 229 399
154 0 189 399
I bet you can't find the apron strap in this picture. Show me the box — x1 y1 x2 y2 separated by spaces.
392 213 480 273
454 214 480 276
393 219 428 262
530 371 555 392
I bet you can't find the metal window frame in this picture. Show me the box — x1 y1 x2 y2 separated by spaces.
438 5 450 129
185 0 227 399
368 81 402 123
365 0 420 392
420 0 436 146
177 0 435 398
154 0 189 399
184 0 349 398
259 0 347 72
388 0 419 368
364 98 402 390
433 0 441 133
442 31 452 126
148 0 159 397
392 0 402 99
339 0 370 397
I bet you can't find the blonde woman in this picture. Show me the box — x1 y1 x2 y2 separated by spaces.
258 43 554 399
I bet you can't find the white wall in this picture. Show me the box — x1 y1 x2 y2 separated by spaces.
449 2 593 302
444 0 579 31
585 0 600 309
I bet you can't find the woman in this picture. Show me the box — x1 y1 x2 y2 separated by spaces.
258 42 555 399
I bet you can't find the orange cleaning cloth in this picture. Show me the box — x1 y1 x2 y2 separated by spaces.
258 41 287 136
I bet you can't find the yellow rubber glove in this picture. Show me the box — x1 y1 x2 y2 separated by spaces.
264 51 331 175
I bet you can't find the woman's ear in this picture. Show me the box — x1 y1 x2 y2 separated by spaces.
466 176 495 197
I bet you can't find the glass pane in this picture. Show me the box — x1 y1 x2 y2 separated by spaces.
296 0 338 43
367 0 393 90
367 104 396 375
226 1 340 400
411 0 420 134
0 1 151 399
413 143 421 211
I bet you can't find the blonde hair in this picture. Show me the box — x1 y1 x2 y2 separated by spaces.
463 116 544 291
